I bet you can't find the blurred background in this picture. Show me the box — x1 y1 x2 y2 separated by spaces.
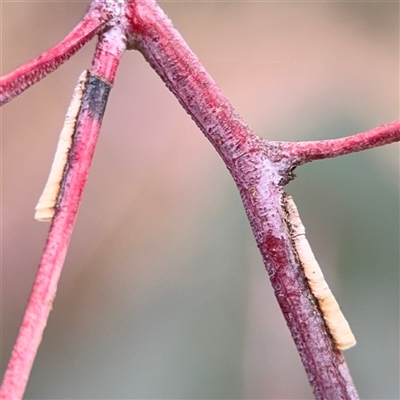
1 1 399 399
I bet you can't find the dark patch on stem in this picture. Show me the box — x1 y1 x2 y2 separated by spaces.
55 72 111 215
80 73 111 121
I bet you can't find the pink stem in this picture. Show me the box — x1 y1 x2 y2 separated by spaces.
125 0 259 164
0 2 112 107
286 119 400 165
125 1 359 398
3 0 398 398
91 26 125 84
0 31 125 400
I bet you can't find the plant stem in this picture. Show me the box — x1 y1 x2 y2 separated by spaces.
126 0 260 163
2 0 399 397
0 30 125 399
0 2 111 107
125 1 360 398
285 119 400 165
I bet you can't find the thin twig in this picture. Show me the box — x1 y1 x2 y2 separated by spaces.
0 30 125 399
285 119 400 165
0 2 112 107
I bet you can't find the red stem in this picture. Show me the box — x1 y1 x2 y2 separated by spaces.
125 1 359 398
125 0 259 165
2 0 399 398
0 32 125 400
91 27 126 84
0 2 112 107
286 119 400 165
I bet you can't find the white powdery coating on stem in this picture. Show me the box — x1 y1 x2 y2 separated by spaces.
35 70 88 222
286 195 356 350
101 0 125 16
